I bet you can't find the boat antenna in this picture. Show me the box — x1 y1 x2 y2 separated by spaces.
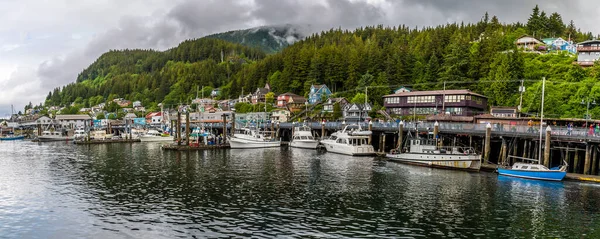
538 77 545 163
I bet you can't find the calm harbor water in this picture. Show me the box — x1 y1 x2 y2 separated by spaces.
1 141 600 238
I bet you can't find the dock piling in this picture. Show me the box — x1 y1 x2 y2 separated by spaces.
544 126 551 167
484 123 491 163
585 144 591 175
398 121 404 150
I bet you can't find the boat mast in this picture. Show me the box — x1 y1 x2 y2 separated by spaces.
538 77 545 163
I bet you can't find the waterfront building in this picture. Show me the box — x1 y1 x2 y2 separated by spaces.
383 89 487 116
308 84 332 104
55 114 92 129
342 103 371 123
575 40 600 67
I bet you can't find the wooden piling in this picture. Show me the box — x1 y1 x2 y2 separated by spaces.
231 112 236 137
522 140 528 159
382 133 386 153
484 123 491 163
398 121 404 150
544 126 551 167
592 145 597 175
499 138 506 165
185 111 190 146
276 122 280 139
574 149 580 174
177 111 181 145
512 138 518 165
584 144 591 175
433 121 439 148
368 122 373 145
321 121 325 140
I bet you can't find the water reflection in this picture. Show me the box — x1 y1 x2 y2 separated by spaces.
1 141 600 237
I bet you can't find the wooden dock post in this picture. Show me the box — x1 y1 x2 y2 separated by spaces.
231 112 235 137
185 111 190 146
177 111 181 145
434 121 439 148
382 133 386 153
584 144 591 175
368 121 373 145
574 149 580 174
592 145 597 175
398 121 404 150
500 138 507 165
522 140 528 159
544 126 551 167
512 138 518 165
378 134 383 153
276 121 280 139
484 123 491 163
222 113 227 144
321 120 326 139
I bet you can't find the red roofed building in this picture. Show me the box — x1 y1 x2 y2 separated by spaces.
145 112 163 125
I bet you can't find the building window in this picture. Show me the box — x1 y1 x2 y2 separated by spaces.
444 95 464 103
407 96 434 104
445 107 463 115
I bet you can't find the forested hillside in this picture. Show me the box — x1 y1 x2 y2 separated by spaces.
205 24 304 53
44 6 600 118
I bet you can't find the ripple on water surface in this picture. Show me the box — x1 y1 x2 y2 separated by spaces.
1 142 600 238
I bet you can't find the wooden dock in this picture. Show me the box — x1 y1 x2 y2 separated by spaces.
74 139 141 145
161 143 230 151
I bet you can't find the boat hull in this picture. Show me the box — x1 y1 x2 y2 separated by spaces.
0 135 25 141
38 136 70 142
290 140 319 149
497 168 566 181
140 136 174 142
386 153 482 171
229 138 280 149
320 140 376 156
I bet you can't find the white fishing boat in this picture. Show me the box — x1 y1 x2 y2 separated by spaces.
139 129 174 142
319 125 375 156
386 131 481 171
38 130 70 142
290 124 319 149
90 130 113 140
229 126 280 149
73 129 87 140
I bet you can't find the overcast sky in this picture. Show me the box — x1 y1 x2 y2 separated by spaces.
0 0 597 116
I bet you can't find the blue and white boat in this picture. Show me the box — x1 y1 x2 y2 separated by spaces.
497 77 568 182
498 162 567 181
0 135 25 141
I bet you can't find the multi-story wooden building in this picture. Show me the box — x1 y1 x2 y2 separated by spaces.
383 89 488 116
575 40 600 67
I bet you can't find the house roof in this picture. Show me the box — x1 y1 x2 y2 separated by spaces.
145 112 162 119
124 113 137 119
312 84 325 90
578 39 600 45
383 89 487 98
255 87 270 95
328 97 348 104
515 35 543 44
343 103 372 111
289 95 307 103
55 114 92 120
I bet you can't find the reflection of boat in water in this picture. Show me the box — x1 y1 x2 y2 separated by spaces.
319 125 375 156
386 130 481 171
290 124 319 149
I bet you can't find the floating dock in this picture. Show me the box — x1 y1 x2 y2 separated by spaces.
74 139 141 145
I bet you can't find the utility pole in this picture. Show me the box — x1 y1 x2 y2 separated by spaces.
518 79 524 117
442 81 446 113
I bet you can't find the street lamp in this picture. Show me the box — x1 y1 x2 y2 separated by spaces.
581 97 597 127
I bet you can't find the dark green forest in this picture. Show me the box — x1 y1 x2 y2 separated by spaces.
44 6 600 119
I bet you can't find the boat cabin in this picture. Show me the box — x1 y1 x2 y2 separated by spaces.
335 137 368 146
511 163 550 171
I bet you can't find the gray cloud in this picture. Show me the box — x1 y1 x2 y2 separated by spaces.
2 0 600 116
